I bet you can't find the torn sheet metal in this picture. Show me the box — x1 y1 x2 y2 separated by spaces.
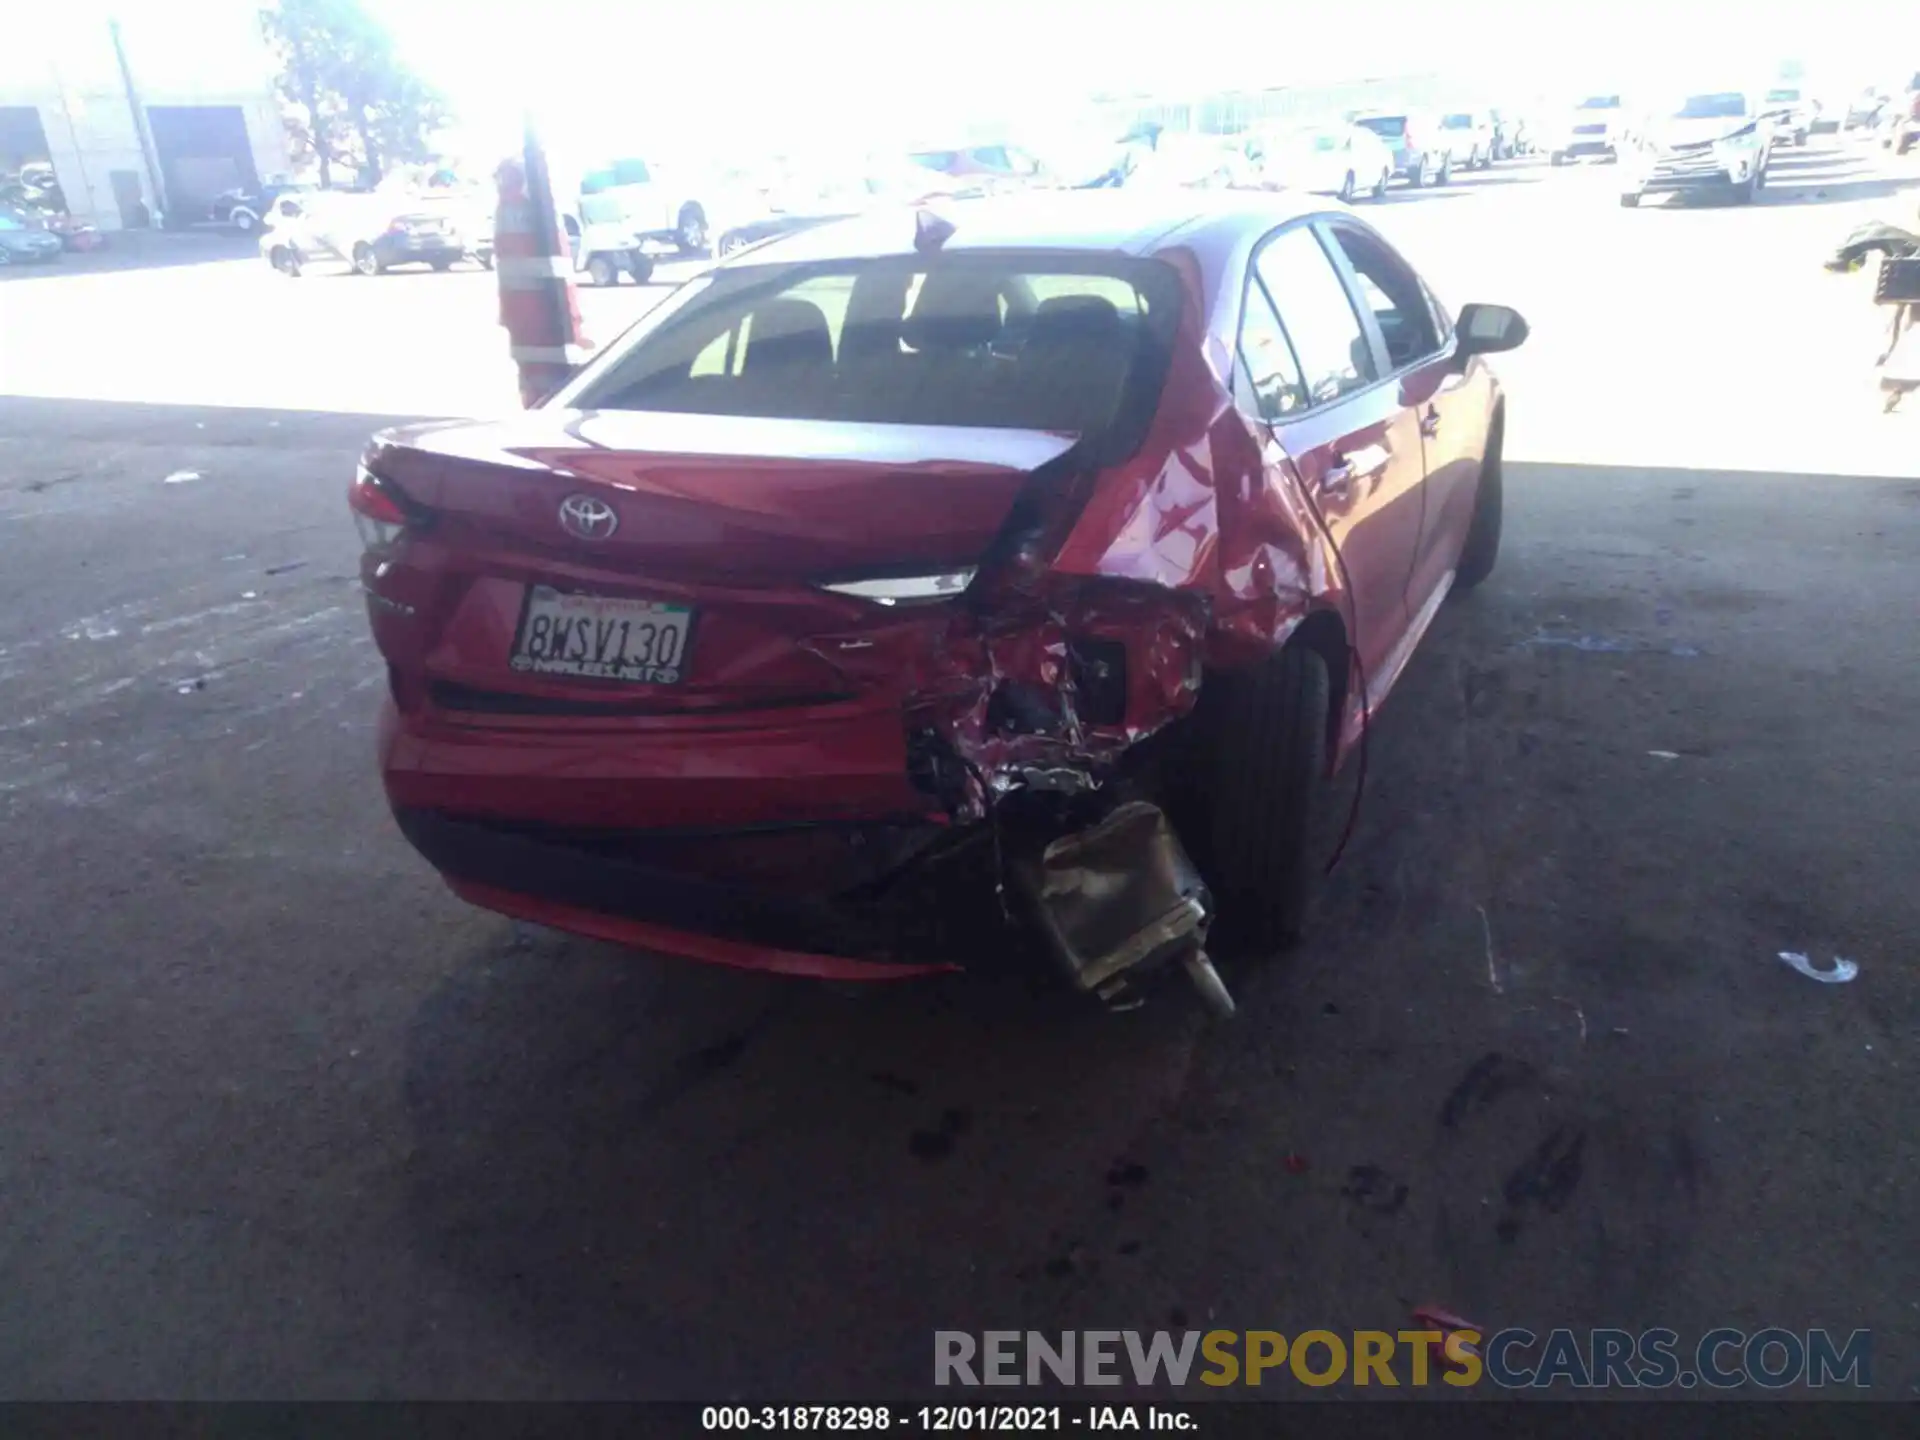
803 578 1211 816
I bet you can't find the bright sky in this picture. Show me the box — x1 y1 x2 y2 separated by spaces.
11 0 1918 157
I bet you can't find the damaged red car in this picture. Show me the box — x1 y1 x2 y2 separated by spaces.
353 192 1526 1008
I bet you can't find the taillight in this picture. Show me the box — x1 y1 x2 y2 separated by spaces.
349 462 410 551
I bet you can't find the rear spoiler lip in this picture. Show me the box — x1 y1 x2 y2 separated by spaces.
369 410 1085 479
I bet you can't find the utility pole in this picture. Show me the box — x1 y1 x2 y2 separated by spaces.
108 15 168 224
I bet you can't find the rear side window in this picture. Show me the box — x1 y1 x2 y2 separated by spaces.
1253 226 1375 405
1355 116 1406 139
567 253 1182 447
1237 280 1309 420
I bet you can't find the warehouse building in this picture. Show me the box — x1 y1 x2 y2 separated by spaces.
3 9 291 230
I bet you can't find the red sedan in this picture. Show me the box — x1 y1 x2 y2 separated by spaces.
352 192 1526 1003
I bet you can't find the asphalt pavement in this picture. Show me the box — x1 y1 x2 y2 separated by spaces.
1 140 1919 1400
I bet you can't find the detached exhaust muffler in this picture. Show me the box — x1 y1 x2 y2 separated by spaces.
1016 801 1234 1017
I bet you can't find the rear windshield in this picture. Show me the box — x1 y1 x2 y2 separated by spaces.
1354 116 1407 138
1674 93 1748 119
563 253 1183 444
1765 88 1800 102
1441 113 1474 128
1578 96 1622 110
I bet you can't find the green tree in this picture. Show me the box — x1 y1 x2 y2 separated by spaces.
259 0 450 186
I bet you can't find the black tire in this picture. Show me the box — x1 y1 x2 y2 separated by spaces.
1371 167 1390 200
1550 150 1567 167
1898 132 1915 157
270 244 301 277
232 209 259 235
1454 429 1504 592
1406 155 1426 188
1619 191 1642 207
675 203 708 254
476 248 494 271
1338 169 1356 202
350 241 381 276
429 256 454 272
626 251 654 284
586 253 619 287
1189 645 1333 953
1437 155 1453 185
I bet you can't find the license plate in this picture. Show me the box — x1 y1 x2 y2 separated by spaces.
509 586 694 683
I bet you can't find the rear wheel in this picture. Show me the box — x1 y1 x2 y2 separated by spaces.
1371 167 1390 200
1437 154 1453 184
1407 154 1427 188
586 253 619 287
270 244 302 276
350 242 381 276
1338 169 1357 202
626 250 655 284
1453 428 1504 592
232 209 259 235
1188 645 1333 954
675 203 708 254
429 256 454 272
1619 191 1642 207
1550 150 1567 166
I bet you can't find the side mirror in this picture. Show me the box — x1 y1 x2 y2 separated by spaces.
1455 302 1529 360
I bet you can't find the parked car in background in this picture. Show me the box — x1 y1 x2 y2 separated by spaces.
0 208 63 265
1111 132 1247 190
562 205 654 286
259 190 485 275
1548 94 1628 163
1618 90 1772 207
1251 123 1395 201
1352 111 1450 185
1489 109 1532 158
907 143 1053 190
1842 88 1888 131
349 191 1528 995
713 157 984 257
212 181 315 234
1762 86 1814 146
1435 111 1498 169
568 156 720 255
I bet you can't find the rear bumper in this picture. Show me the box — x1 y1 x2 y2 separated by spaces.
374 235 465 264
1555 138 1616 157
379 696 1013 975
393 806 980 977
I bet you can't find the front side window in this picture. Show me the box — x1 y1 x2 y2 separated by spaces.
1323 223 1441 370
1253 225 1375 405
564 253 1180 446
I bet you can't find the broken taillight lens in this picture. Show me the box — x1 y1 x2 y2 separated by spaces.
349 462 411 552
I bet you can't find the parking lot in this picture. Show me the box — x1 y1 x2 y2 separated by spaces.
2 139 1919 1398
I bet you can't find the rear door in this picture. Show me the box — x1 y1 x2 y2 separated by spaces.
1247 221 1424 685
1318 217 1477 624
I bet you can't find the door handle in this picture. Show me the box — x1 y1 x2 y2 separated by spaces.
1324 443 1389 499
1419 406 1441 438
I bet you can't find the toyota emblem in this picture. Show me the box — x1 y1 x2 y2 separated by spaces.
557 493 619 541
